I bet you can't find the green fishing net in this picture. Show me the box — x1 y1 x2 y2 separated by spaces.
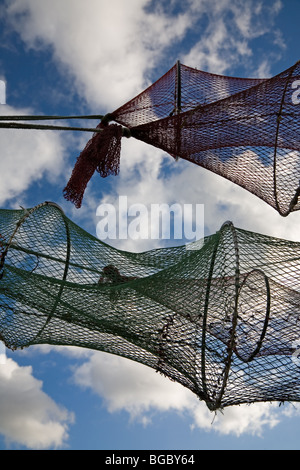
1 201 300 410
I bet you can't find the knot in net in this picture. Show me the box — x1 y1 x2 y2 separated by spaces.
1 202 300 410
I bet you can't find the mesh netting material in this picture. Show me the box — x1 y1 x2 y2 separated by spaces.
65 60 300 215
1 202 300 410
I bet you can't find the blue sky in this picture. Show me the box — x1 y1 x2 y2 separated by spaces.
1 0 300 450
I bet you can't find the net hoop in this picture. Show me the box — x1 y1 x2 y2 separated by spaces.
0 202 71 347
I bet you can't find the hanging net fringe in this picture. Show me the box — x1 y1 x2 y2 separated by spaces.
1 202 300 410
63 121 125 208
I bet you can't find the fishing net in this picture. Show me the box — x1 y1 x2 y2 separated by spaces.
1 201 300 410
64 60 300 215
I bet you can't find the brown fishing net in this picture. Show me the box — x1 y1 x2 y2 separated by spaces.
64 60 300 215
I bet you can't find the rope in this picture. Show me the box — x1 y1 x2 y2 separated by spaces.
0 121 105 133
0 113 132 137
0 113 113 133
0 114 104 121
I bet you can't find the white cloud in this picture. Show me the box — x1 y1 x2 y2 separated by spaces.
92 136 300 250
73 350 291 436
5 0 191 111
0 356 74 449
5 0 285 115
0 105 67 206
74 351 194 422
203 402 280 437
183 0 284 75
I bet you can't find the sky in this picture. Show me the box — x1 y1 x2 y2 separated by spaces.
0 0 300 451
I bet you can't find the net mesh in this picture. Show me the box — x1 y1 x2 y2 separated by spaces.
1 202 300 410
65 60 300 215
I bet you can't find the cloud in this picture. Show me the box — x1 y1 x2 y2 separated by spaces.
72 350 292 436
183 0 285 75
74 351 194 423
4 0 285 116
4 0 191 111
203 402 281 437
91 135 300 252
0 356 74 449
0 105 68 207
